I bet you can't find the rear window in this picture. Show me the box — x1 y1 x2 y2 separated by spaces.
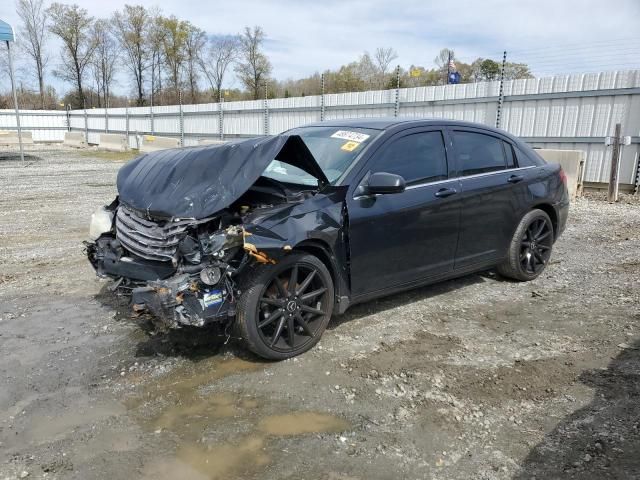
453 131 506 176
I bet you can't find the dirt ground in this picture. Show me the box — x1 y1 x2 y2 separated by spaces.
1 145 639 480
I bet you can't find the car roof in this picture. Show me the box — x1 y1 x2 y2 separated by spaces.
301 117 515 137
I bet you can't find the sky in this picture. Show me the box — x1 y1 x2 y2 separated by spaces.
1 0 639 96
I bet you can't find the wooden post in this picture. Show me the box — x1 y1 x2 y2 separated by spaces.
607 123 622 202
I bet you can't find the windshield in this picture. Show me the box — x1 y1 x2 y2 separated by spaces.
263 126 381 185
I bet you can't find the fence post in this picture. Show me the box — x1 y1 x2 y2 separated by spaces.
320 73 325 121
125 104 130 149
219 94 224 140
394 65 400 117
83 107 88 144
495 50 507 129
607 123 622 202
179 90 184 146
634 150 640 196
66 104 71 132
104 106 108 133
264 82 269 136
150 104 155 135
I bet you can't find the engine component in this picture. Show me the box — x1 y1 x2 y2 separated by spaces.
200 266 222 285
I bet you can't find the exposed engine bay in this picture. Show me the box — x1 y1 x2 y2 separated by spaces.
86 177 318 329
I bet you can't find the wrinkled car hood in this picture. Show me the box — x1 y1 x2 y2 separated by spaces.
116 135 329 219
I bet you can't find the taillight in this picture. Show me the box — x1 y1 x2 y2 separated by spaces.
559 168 567 185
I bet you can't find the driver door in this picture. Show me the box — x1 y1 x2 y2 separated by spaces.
346 128 462 297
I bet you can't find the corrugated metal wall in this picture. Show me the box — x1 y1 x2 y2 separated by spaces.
1 69 639 185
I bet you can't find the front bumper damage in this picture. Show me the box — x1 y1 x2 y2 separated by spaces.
86 225 249 329
130 275 233 329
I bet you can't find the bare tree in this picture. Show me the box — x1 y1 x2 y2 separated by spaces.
357 52 377 89
16 0 49 109
113 5 149 106
374 46 398 86
198 35 239 101
184 23 206 103
235 26 272 100
90 19 119 108
47 3 96 107
147 10 165 106
160 15 189 95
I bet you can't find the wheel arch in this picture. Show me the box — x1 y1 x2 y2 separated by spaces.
293 239 350 313
532 203 558 239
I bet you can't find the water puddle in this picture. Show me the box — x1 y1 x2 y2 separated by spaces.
258 411 350 436
141 436 268 480
127 357 261 410
152 392 239 434
132 356 350 479
142 411 349 480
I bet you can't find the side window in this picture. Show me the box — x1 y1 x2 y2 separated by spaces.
503 141 516 168
515 146 543 167
370 131 448 184
453 131 507 176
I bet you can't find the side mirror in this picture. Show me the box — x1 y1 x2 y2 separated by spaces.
366 172 406 195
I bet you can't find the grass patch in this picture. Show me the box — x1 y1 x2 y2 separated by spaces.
78 149 139 162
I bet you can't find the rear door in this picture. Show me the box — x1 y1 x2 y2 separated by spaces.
347 127 462 297
449 128 525 269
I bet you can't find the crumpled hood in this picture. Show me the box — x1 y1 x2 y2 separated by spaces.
116 135 329 219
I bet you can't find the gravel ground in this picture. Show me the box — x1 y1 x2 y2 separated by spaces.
1 145 639 480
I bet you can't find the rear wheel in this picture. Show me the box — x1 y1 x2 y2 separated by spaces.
235 253 334 360
497 209 554 281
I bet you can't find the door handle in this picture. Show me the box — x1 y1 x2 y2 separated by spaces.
508 174 524 183
434 187 457 198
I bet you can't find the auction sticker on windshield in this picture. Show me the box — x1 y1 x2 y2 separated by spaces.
331 130 370 143
340 141 360 152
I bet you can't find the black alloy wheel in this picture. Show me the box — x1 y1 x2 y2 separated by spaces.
498 209 554 281
520 217 553 275
257 263 329 352
235 253 334 360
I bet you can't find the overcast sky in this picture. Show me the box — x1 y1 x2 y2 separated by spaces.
2 0 639 96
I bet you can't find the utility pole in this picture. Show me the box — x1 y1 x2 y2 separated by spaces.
607 123 622 202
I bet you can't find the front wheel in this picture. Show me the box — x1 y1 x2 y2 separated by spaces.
235 253 334 360
497 209 554 281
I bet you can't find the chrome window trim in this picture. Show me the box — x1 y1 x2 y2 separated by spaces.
456 165 537 181
352 165 537 199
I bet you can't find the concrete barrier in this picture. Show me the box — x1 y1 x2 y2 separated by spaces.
0 130 34 146
536 149 585 200
139 135 180 153
198 139 227 146
98 133 128 152
63 131 87 148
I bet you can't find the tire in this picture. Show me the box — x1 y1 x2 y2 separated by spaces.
235 253 334 360
497 209 554 281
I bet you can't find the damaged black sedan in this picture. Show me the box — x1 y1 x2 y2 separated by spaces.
87 119 569 359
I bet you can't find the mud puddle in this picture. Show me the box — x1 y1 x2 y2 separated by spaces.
130 356 350 479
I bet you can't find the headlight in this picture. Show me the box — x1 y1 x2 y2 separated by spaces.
89 207 114 240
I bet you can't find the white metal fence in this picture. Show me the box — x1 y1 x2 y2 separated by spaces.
1 69 639 186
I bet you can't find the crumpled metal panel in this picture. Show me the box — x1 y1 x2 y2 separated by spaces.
116 134 328 220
